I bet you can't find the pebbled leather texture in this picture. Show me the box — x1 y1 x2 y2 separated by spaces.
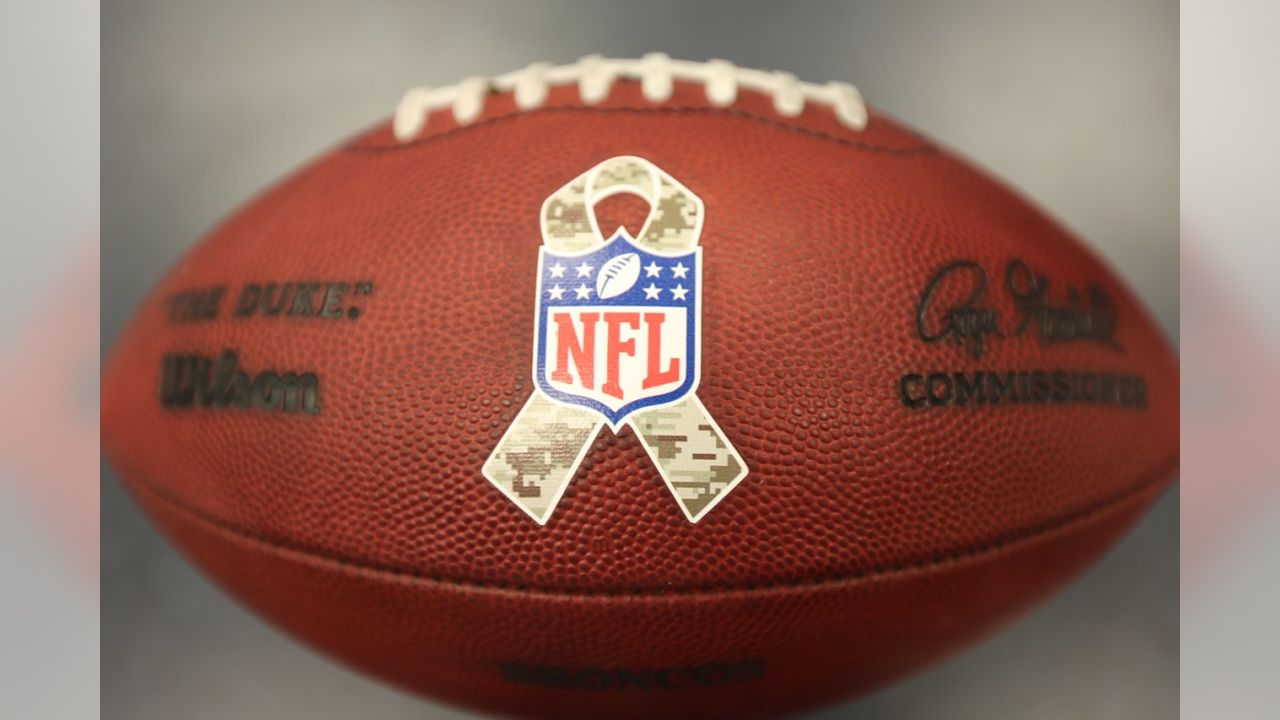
102 78 1179 718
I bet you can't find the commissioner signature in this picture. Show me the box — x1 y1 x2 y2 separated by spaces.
915 259 1121 359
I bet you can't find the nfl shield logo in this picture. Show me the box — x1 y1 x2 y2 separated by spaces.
534 232 701 429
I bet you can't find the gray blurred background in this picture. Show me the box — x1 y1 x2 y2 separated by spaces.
0 1 98 719
101 1 1178 718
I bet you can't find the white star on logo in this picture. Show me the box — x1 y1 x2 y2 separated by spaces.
670 284 689 301
642 283 661 300
643 261 662 277
547 285 565 300
574 262 594 278
671 262 690 279
548 263 567 279
574 283 592 299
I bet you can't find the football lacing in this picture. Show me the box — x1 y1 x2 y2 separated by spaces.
393 53 868 141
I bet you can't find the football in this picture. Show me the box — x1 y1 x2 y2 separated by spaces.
594 252 642 299
102 55 1178 719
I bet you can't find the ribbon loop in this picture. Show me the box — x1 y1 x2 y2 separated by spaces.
540 156 702 254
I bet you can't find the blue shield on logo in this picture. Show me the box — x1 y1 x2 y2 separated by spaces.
533 233 700 429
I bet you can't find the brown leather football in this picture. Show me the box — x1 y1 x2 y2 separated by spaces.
101 55 1179 719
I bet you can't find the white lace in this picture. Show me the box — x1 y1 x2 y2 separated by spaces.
393 53 868 141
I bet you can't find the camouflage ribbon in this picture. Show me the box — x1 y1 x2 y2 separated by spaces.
482 156 748 524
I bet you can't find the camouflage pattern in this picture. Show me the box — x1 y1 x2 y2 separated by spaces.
589 157 655 194
486 156 748 523
540 173 596 252
632 396 748 521
482 393 602 524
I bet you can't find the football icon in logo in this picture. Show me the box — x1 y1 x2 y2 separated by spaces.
595 252 642 299
482 155 748 524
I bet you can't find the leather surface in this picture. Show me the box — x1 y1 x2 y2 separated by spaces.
102 78 1179 718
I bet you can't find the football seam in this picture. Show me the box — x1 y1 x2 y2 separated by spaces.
343 105 937 157
119 454 1177 599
